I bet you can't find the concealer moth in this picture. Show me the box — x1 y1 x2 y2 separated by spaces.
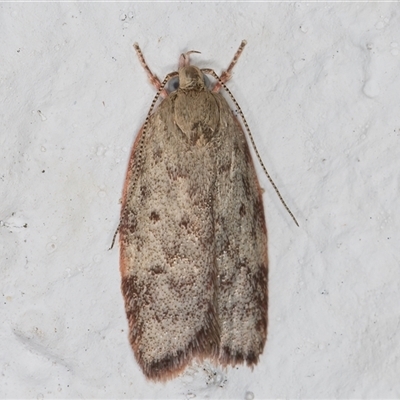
115 41 297 381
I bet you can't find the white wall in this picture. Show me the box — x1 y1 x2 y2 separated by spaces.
1 3 399 398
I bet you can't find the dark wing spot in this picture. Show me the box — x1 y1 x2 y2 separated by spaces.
140 185 150 202
150 264 164 274
179 216 190 229
150 211 160 222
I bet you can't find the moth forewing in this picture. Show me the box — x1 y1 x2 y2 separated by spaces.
119 41 268 381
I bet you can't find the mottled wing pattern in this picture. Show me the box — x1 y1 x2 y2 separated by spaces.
120 93 221 381
212 93 268 367
120 82 268 381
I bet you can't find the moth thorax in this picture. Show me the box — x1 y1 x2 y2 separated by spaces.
178 66 206 90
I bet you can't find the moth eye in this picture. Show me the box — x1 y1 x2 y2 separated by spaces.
167 76 180 92
203 74 212 89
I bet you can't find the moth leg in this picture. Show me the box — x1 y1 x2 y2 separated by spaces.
211 40 247 92
133 43 168 98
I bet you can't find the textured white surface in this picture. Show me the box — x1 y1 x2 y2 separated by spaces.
1 3 400 399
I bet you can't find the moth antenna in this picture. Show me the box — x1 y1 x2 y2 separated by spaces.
110 223 119 250
110 67 179 250
203 67 299 227
110 45 180 249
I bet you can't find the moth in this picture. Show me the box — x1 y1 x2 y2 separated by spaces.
116 41 289 381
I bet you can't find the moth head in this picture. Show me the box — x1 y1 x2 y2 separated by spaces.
176 66 208 91
167 67 211 92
